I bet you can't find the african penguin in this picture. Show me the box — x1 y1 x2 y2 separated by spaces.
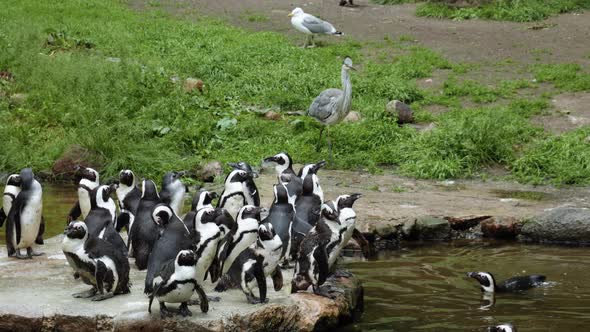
159 171 187 216
488 323 517 332
84 184 127 257
115 169 141 233
5 168 44 259
263 152 303 197
192 207 225 284
217 205 263 277
266 183 295 262
182 190 218 235
0 174 21 229
224 222 283 304
228 161 260 207
467 272 546 293
62 221 131 301
326 193 363 268
217 169 256 220
68 166 99 222
129 179 161 269
291 204 335 294
148 250 208 318
145 204 193 294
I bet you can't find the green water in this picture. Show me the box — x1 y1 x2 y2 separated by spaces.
342 241 590 331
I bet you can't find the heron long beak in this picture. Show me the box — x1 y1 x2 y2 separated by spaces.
349 65 357 71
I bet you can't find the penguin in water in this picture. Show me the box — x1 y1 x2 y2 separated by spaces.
266 182 295 263
228 161 260 207
5 168 44 259
62 221 131 301
84 185 127 257
467 272 546 293
291 204 335 295
182 190 218 234
159 171 187 216
217 169 257 220
148 250 208 318
68 166 100 222
225 222 283 304
0 174 21 228
263 152 303 197
488 324 517 332
325 193 365 268
145 204 193 294
129 179 161 270
290 161 326 261
114 169 141 233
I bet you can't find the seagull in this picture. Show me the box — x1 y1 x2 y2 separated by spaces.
308 56 356 163
288 7 342 48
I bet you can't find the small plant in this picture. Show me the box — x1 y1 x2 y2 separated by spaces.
44 29 94 52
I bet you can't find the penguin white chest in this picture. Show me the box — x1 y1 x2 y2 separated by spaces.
17 191 42 248
78 187 92 218
195 227 222 283
224 195 244 219
159 282 195 303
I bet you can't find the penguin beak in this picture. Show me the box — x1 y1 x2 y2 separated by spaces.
311 160 327 173
177 171 187 177
263 156 278 163
350 193 362 202
250 171 259 179
227 162 240 169
209 192 219 199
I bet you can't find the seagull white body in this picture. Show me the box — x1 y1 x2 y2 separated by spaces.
289 7 342 48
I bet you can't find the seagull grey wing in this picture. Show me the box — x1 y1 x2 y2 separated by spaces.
302 15 335 34
308 88 343 122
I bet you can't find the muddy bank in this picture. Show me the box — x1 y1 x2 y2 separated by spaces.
0 236 362 332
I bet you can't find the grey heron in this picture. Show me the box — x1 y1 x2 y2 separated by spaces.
308 56 356 163
288 7 342 48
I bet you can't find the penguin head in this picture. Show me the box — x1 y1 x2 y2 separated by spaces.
488 324 516 332
195 207 220 226
273 184 290 204
321 202 340 223
216 209 236 235
141 180 160 200
467 272 496 293
228 170 252 183
5 174 21 186
152 204 174 228
298 160 326 178
192 190 218 210
258 222 276 241
64 221 88 240
118 169 136 187
18 168 35 190
336 193 362 210
238 205 262 222
75 166 99 184
228 161 259 178
162 171 186 186
176 250 198 267
263 152 292 174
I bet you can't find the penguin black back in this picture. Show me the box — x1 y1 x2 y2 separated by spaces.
267 183 294 259
228 161 260 206
130 180 161 270
467 272 546 293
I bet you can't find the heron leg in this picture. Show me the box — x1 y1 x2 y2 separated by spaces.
326 127 333 165
316 127 324 152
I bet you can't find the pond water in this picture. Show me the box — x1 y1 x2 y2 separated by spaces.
2 185 589 331
341 241 590 332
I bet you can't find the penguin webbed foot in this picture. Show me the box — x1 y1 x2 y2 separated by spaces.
27 247 44 257
207 295 221 302
331 269 353 279
178 302 192 317
13 250 31 259
245 294 267 304
159 303 174 319
73 288 97 298
91 293 114 301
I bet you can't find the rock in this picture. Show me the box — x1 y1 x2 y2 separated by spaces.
343 111 361 123
520 208 590 244
385 100 414 124
446 215 491 231
264 111 281 121
481 216 522 239
9 93 27 106
0 70 13 81
196 160 223 182
183 78 204 93
412 216 450 240
52 145 104 180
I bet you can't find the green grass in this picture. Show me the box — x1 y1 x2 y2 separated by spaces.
415 0 590 22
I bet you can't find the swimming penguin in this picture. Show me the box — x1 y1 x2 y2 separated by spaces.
129 179 161 270
217 170 256 220
0 174 21 228
62 221 131 301
488 324 517 332
84 184 127 256
145 204 193 294
467 272 546 293
148 250 208 318
191 207 225 284
291 204 335 294
159 171 187 216
326 193 363 268
217 205 263 276
68 166 100 222
5 168 44 259
266 183 295 262
228 161 260 206
225 222 283 303
114 169 141 233
263 152 303 197
182 190 218 234
290 161 326 260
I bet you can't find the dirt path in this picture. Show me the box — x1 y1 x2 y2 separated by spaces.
131 0 590 65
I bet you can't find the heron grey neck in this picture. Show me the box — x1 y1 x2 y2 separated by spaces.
340 67 352 118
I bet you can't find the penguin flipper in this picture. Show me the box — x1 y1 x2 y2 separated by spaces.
314 245 329 286
35 216 45 245
7 193 25 246
254 256 267 303
271 266 283 291
352 228 372 258
95 260 107 295
68 201 81 223
194 284 209 313
116 211 130 233
207 255 221 283
0 209 6 227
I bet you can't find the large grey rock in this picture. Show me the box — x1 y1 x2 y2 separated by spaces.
521 208 590 244
411 216 451 240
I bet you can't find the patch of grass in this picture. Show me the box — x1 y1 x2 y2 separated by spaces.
512 128 590 185
372 0 417 4
415 0 590 22
241 11 269 23
532 64 590 92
